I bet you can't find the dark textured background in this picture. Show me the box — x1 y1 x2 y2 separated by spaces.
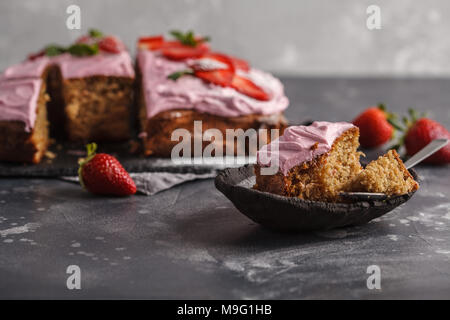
1 77 449 299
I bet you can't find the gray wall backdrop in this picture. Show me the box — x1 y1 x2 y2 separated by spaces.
1 0 449 76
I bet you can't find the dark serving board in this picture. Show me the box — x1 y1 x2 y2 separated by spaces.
0 120 315 178
0 142 244 177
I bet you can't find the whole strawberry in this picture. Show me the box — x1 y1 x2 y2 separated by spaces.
78 143 137 196
98 36 125 53
353 104 395 148
404 118 450 165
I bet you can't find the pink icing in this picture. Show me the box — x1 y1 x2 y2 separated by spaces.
137 50 289 118
1 56 51 80
0 78 42 132
257 121 356 175
1 52 134 80
0 49 134 131
54 52 134 79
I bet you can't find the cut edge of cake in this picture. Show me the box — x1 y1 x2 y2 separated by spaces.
350 149 419 196
61 75 134 142
0 79 50 163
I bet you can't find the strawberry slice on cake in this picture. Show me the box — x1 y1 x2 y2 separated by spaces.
136 30 289 157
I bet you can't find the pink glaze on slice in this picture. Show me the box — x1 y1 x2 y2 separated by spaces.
257 121 356 175
137 49 289 118
0 78 43 132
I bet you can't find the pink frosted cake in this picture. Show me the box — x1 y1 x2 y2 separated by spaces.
254 121 363 202
0 29 134 163
136 31 289 157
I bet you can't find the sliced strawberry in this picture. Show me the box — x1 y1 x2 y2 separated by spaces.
138 35 164 50
162 42 209 60
98 36 124 53
191 52 235 72
229 55 250 71
27 50 45 61
231 75 270 101
194 68 234 87
161 40 182 48
76 35 92 44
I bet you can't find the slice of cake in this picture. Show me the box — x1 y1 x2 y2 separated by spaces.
350 149 419 196
254 121 363 202
0 29 135 163
0 78 50 163
136 31 289 157
50 52 134 142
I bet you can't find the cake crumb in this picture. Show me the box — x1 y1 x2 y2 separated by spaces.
310 142 319 150
44 150 57 160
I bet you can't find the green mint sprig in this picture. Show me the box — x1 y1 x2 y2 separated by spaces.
44 45 67 56
89 29 103 38
44 43 99 57
170 30 210 47
167 69 194 81
68 43 99 56
43 28 103 57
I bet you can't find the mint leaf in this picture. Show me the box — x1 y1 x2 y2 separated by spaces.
170 30 209 47
200 36 211 43
167 69 194 81
184 31 196 46
170 30 184 40
44 45 67 56
170 30 195 46
68 43 99 56
43 41 100 58
89 29 103 38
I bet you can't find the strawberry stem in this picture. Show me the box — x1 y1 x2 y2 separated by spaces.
86 142 97 158
408 108 419 122
392 108 426 154
387 117 405 131
379 103 404 131
78 143 98 189
402 116 410 127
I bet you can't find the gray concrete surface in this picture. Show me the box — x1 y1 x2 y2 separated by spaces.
0 77 449 299
1 0 450 76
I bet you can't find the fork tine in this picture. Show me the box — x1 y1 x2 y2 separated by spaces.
339 192 387 201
